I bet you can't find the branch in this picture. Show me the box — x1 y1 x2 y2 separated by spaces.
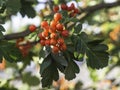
81 1 120 14
0 30 31 41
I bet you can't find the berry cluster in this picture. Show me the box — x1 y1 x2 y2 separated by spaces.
53 3 79 17
38 13 69 54
16 38 32 57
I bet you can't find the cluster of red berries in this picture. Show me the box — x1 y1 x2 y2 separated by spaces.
38 13 69 54
53 3 79 17
16 38 32 57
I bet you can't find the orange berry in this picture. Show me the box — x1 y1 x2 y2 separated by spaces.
56 23 64 31
60 43 67 51
53 5 59 13
50 20 57 29
61 4 68 10
49 28 56 33
61 30 69 37
57 38 64 45
52 46 59 53
50 39 57 45
54 13 62 22
41 21 49 28
40 40 45 46
29 24 36 32
45 39 50 46
50 33 58 39
42 31 49 37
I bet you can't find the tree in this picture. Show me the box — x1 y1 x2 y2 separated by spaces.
0 0 120 89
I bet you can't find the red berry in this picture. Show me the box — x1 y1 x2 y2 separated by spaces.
50 39 57 45
45 39 50 46
29 24 36 32
70 3 75 10
56 23 64 31
40 40 45 46
74 8 79 13
38 33 45 40
60 43 67 51
57 38 64 45
61 30 69 37
61 4 68 10
53 6 59 13
52 46 59 53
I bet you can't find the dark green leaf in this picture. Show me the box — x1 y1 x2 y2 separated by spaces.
0 1 6 13
75 32 109 69
41 60 59 87
65 60 79 80
74 23 82 34
52 53 68 66
40 55 52 74
20 0 36 18
22 72 40 86
86 50 109 69
0 41 24 62
0 25 5 38
86 39 109 69
70 18 79 22
6 0 21 14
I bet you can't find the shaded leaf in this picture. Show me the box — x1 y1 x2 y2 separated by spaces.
6 0 21 14
65 60 79 80
0 41 24 62
74 23 82 34
0 25 5 38
52 53 68 66
20 0 36 18
40 55 52 74
41 59 59 87
22 72 40 86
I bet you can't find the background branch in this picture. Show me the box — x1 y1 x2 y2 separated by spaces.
68 1 120 29
0 30 31 41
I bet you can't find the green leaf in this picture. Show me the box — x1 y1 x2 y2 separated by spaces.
71 32 109 69
74 23 82 34
86 50 109 69
65 60 79 80
77 32 109 69
0 1 6 13
0 25 5 38
52 53 68 66
0 41 24 62
22 72 40 86
41 58 59 87
20 0 36 18
6 0 21 14
40 55 52 74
